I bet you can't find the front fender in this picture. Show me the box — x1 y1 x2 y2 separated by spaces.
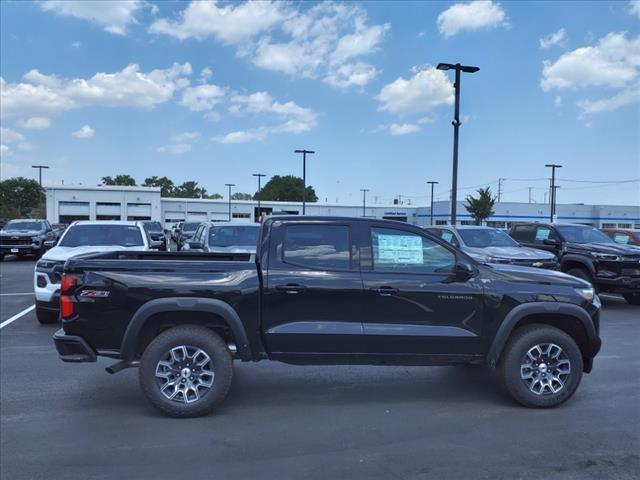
560 254 595 274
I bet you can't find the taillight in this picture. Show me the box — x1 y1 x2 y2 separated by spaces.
60 274 80 319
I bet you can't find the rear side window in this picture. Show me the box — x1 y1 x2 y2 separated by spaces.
511 225 535 242
283 225 351 270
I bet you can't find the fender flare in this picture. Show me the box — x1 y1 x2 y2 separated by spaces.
486 302 597 367
560 254 595 275
120 297 252 361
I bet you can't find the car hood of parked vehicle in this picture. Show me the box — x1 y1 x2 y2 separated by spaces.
209 245 257 254
566 242 640 255
0 229 42 236
42 245 147 261
484 263 591 288
463 245 556 261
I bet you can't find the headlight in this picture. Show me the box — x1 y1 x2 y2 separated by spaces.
575 287 595 303
486 257 512 264
590 252 621 261
36 260 56 269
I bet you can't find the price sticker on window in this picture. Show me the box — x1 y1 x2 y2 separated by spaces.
377 234 423 264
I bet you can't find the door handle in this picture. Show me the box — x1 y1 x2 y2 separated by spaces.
371 286 399 296
275 284 307 294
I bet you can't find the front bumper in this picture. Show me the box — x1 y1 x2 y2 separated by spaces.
53 329 97 362
1 244 42 255
593 274 640 293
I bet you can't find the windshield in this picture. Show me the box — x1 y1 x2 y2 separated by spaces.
144 221 163 233
556 225 614 244
59 225 144 247
458 228 519 248
209 226 259 247
182 222 201 233
4 220 43 231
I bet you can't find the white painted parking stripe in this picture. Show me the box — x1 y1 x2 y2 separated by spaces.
0 293 33 296
0 305 35 329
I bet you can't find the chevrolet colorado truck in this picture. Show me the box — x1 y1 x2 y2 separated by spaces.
54 217 601 417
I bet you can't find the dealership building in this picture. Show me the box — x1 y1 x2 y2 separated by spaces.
45 185 640 229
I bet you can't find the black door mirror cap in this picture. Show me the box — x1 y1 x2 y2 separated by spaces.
454 260 475 281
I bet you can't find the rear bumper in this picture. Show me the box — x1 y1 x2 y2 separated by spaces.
53 329 97 362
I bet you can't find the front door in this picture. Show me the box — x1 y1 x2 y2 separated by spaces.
361 226 484 357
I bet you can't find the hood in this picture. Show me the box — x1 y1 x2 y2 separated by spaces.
566 242 640 255
209 245 256 254
485 264 591 288
42 244 147 261
0 230 42 236
463 245 556 260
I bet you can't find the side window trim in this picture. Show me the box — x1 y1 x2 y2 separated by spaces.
281 223 354 272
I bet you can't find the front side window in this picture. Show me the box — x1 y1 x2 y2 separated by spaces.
59 225 144 247
371 227 455 274
555 225 613 244
533 226 557 244
458 228 519 248
283 225 350 270
613 233 630 245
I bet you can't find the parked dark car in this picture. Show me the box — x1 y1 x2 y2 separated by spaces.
510 222 640 305
601 228 640 247
143 221 168 251
176 221 202 251
54 217 601 417
0 219 56 260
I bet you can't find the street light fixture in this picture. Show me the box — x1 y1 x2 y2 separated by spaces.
294 149 315 215
225 183 235 222
360 189 369 217
253 173 266 222
427 181 439 226
31 165 49 188
437 62 479 225
545 164 562 222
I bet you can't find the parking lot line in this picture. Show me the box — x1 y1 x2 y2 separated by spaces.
0 305 35 329
0 293 34 296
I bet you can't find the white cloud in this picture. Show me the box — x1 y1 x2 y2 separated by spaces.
72 125 95 139
41 0 146 35
540 28 567 49
215 129 268 144
71 41 82 48
19 117 51 129
630 0 640 19
180 84 226 112
389 123 421 136
1 127 34 152
157 143 192 154
171 132 200 143
1 63 192 117
151 2 388 88
0 144 9 158
554 95 562 107
541 32 640 115
437 1 508 38
376 66 454 115
199 67 213 83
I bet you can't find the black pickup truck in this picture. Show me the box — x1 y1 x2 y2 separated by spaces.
54 217 601 417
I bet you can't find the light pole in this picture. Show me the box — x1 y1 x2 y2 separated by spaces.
360 189 369 217
225 183 235 221
294 149 315 215
437 62 479 225
253 173 266 222
427 181 439 226
545 164 562 222
31 165 49 187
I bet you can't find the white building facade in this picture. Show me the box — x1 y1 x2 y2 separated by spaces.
46 185 640 229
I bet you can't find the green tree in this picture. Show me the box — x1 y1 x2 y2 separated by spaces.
464 187 496 225
231 192 253 200
0 177 43 217
143 176 175 197
101 174 136 186
174 181 208 198
257 175 318 202
205 192 223 200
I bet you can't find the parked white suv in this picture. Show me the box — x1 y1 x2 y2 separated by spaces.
34 221 157 324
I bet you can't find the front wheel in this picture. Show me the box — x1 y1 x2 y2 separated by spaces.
623 293 640 306
139 326 233 417
498 324 583 408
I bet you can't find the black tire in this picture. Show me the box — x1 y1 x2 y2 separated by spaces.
498 324 583 408
566 267 593 285
0 254 4 261
36 306 59 324
623 293 640 306
139 325 233 418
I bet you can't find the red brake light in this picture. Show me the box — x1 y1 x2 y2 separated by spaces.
60 274 80 319
60 296 75 318
61 274 79 294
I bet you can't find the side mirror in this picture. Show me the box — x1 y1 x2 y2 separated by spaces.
150 240 164 250
44 240 56 248
454 260 475 282
543 238 560 247
188 241 204 250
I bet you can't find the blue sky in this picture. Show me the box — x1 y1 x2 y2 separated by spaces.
1 0 639 206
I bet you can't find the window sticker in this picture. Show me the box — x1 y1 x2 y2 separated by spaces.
377 234 423 264
613 233 629 244
535 228 551 241
441 231 454 244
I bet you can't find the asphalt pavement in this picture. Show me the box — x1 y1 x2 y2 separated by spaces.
1 256 639 480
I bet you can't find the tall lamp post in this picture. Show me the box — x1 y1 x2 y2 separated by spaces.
225 183 235 222
427 181 439 226
545 164 562 222
294 149 315 215
360 189 369 217
31 165 49 187
437 62 479 226
253 173 266 222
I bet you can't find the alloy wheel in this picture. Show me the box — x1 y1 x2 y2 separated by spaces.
155 345 214 403
520 343 571 396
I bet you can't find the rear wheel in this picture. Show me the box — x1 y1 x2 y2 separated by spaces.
623 293 640 306
139 326 233 417
36 306 58 324
498 324 583 408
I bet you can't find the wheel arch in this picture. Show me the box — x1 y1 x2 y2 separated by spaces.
120 297 253 362
560 255 595 275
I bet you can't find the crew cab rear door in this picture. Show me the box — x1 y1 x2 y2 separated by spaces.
360 223 484 357
262 220 366 358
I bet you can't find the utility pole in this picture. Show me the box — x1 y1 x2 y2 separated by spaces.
545 164 562 222
360 189 369 217
437 62 480 226
427 181 439 226
225 183 235 222
497 178 505 202
528 187 533 203
31 165 49 187
253 173 266 222
294 149 315 215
